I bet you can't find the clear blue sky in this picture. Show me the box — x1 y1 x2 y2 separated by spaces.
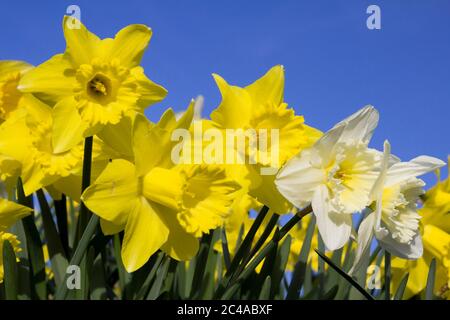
1 0 448 185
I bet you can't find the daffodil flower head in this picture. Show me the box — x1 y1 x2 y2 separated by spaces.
276 106 381 251
82 106 240 272
18 16 167 153
209 65 322 213
0 60 33 122
350 141 445 274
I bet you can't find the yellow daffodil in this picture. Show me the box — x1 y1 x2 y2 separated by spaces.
18 16 167 153
82 105 240 272
276 106 381 251
0 60 33 123
209 65 321 214
351 141 444 273
0 97 116 198
0 198 32 282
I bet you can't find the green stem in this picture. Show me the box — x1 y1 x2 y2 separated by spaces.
75 136 93 246
385 251 391 300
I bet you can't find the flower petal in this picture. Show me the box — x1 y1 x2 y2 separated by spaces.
131 67 167 110
333 105 379 145
0 198 32 229
245 65 284 107
312 185 352 251
276 149 324 208
109 25 152 68
378 230 423 259
0 60 33 80
349 211 376 275
385 156 446 187
52 97 86 153
210 73 252 128
81 159 138 226
121 197 169 272
160 208 199 261
18 54 76 103
62 16 101 66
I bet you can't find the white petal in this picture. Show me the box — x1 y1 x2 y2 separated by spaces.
371 141 391 231
275 150 324 208
312 185 352 251
349 211 376 275
314 124 345 164
385 156 446 187
378 230 423 259
332 105 379 144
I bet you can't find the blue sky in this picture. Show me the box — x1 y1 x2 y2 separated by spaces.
1 0 448 185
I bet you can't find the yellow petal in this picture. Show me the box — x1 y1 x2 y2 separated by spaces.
109 25 152 68
160 208 199 261
97 116 134 159
131 67 167 109
52 97 86 153
62 16 100 66
143 167 184 209
210 73 252 128
121 197 169 272
100 219 124 236
133 113 162 175
245 65 284 107
18 54 76 103
0 60 33 80
81 159 138 226
0 199 32 229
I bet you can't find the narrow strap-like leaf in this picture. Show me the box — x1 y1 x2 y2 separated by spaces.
394 273 409 300
287 216 316 299
221 228 231 271
3 240 18 300
258 276 271 300
384 251 391 300
425 258 436 300
315 249 374 300
17 179 47 299
36 189 68 286
147 257 171 300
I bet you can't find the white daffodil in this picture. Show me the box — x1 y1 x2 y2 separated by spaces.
350 140 445 273
275 106 382 250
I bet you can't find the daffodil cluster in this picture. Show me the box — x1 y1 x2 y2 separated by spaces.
0 16 448 300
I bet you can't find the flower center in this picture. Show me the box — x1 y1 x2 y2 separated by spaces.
87 73 113 103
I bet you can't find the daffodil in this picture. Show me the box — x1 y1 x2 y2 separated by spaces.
0 97 116 198
351 141 445 273
391 162 450 299
276 106 381 250
0 60 33 123
209 65 321 214
82 106 240 272
18 16 167 154
0 198 32 282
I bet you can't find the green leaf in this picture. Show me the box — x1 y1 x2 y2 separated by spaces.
113 234 131 298
221 228 231 271
258 276 271 300
425 258 436 300
320 285 339 300
147 256 171 300
54 214 100 300
36 189 68 286
271 235 291 298
3 240 18 300
394 273 409 300
17 179 47 300
190 231 215 298
287 216 316 299
134 251 164 300
315 249 374 300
